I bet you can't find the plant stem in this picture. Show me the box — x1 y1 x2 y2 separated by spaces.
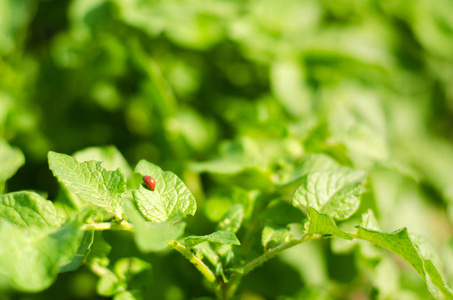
168 234 319 299
87 260 113 277
226 233 316 298
168 240 217 284
81 221 134 231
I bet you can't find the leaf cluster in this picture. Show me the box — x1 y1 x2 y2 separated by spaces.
0 148 452 299
2 0 453 299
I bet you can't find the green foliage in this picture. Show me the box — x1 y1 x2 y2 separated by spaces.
292 168 367 220
133 160 196 222
2 0 453 299
49 151 127 219
126 200 186 253
184 231 241 248
0 140 25 192
0 192 84 292
305 207 352 241
1 150 452 299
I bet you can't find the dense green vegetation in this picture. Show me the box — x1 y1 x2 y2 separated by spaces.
1 0 453 299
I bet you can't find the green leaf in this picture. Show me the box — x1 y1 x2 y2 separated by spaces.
294 153 341 176
193 243 219 266
48 151 126 219
261 201 306 226
270 59 311 117
292 168 366 220
98 257 153 299
356 226 453 299
184 231 241 248
168 107 216 152
323 91 389 167
114 257 151 281
306 207 352 240
217 204 243 233
133 160 196 222
125 200 185 252
73 146 133 179
114 291 137 300
0 192 84 292
190 138 259 175
60 230 94 272
86 232 112 265
423 260 453 299
261 224 292 249
276 153 340 186
0 139 25 182
53 183 87 220
0 191 61 228
97 272 122 297
360 209 380 231
260 201 305 249
373 257 399 298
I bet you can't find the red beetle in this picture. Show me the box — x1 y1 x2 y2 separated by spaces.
142 176 156 191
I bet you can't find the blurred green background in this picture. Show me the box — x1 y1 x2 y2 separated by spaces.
1 0 453 299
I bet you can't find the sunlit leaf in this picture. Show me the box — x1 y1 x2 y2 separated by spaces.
48 151 126 219
292 168 367 220
184 231 241 248
0 192 84 291
133 160 196 222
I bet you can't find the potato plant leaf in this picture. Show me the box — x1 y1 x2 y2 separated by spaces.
292 168 367 220
60 230 94 272
262 224 292 249
73 146 133 179
307 207 453 298
306 207 352 240
184 231 241 248
97 257 151 297
190 138 261 175
356 226 453 299
0 192 84 292
0 139 25 182
133 160 196 222
217 204 243 233
0 191 61 227
277 153 340 186
125 200 185 252
48 151 126 219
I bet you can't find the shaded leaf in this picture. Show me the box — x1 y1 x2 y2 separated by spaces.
190 138 266 175
125 200 185 252
262 224 292 249
114 257 151 281
60 230 94 272
0 139 25 182
261 201 305 226
217 204 243 233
